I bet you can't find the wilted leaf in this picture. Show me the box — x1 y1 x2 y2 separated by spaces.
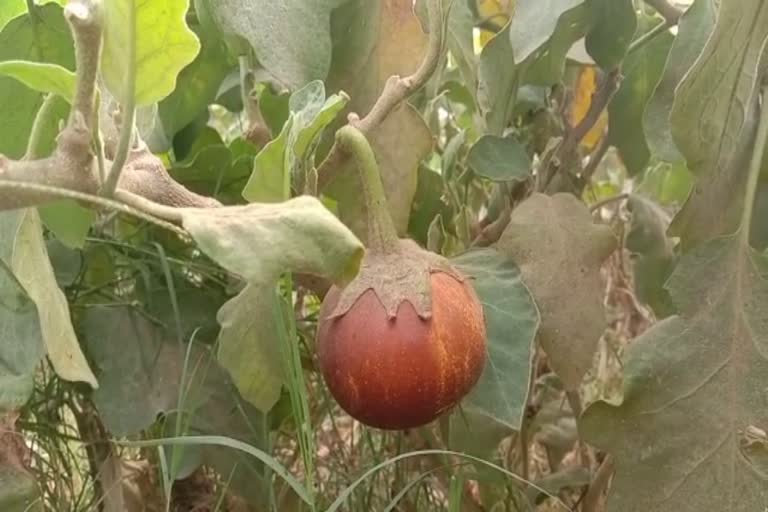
497 193 616 389
569 66 608 149
0 61 75 102
100 0 200 106
644 0 717 162
12 210 97 387
327 0 433 236
581 237 768 511
0 3 74 158
509 0 584 64
196 0 346 90
216 285 281 411
179 196 363 286
0 212 43 411
669 0 768 247
452 248 539 429
608 20 673 175
585 0 636 70
242 81 347 203
467 134 531 181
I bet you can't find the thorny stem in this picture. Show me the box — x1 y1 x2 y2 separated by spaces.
101 2 137 196
740 85 768 241
335 125 400 254
316 0 447 191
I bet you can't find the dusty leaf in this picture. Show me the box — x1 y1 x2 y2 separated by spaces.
581 237 768 511
179 196 363 286
451 248 539 430
477 22 517 135
327 0 433 237
101 0 200 106
0 212 43 411
644 0 717 162
497 193 616 389
669 0 768 247
12 210 97 387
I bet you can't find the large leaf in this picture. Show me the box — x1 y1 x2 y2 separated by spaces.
585 0 637 70
0 213 44 411
644 0 717 162
242 80 348 203
11 210 97 387
669 0 768 247
0 3 74 158
451 248 539 430
0 1 25 31
497 193 616 389
508 0 584 64
581 235 768 510
195 0 346 90
607 19 674 175
100 0 200 106
327 0 433 237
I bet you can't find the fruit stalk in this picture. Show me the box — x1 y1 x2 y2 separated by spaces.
335 125 400 254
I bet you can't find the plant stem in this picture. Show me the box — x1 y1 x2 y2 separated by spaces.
741 85 768 241
335 125 400 253
101 1 137 197
627 20 671 56
24 94 60 160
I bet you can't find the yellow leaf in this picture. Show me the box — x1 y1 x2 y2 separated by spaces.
475 0 513 50
569 66 608 149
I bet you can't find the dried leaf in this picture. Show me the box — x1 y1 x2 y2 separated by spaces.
497 193 616 389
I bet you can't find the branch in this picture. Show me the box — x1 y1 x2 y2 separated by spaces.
643 0 683 25
65 0 102 126
316 0 447 190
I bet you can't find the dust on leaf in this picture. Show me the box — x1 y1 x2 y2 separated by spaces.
497 193 616 389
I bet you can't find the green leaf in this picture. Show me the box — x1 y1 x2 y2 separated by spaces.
12 210 97 387
497 193 616 389
477 23 518 135
451 248 539 430
0 61 75 102
195 0 346 90
0 3 74 158
644 0 717 162
100 0 200 106
607 19 674 175
668 0 768 247
523 5 591 86
0 1 25 32
581 239 768 511
625 194 676 318
467 134 531 182
37 200 95 249
585 0 637 70
0 212 44 411
216 284 282 411
242 81 347 203
509 0 584 64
